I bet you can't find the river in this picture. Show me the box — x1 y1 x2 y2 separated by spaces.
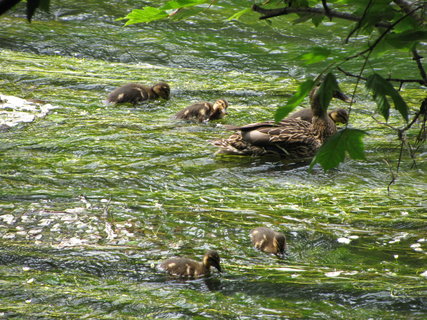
0 1 426 319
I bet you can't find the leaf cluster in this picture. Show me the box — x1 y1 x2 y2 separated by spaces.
117 0 209 25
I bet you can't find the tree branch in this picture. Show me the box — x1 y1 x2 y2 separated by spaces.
393 0 425 24
252 4 391 28
337 67 426 85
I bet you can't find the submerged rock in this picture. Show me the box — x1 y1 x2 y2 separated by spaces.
0 94 57 130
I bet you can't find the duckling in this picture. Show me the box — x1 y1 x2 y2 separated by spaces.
174 99 229 122
107 82 170 105
159 250 221 278
213 86 350 160
250 227 286 258
288 108 349 124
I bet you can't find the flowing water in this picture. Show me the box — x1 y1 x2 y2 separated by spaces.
0 1 426 319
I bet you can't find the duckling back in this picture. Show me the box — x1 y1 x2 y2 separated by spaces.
174 99 228 122
175 102 214 122
250 227 286 257
159 250 221 278
160 257 205 278
107 82 170 105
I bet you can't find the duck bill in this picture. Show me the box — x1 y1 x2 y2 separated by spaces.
342 114 350 123
213 262 222 273
275 252 285 259
333 90 352 103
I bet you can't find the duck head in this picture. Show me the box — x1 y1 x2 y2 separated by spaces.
310 82 351 118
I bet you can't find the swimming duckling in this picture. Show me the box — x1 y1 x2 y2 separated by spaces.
174 99 229 122
288 108 349 124
213 86 350 160
107 82 170 105
250 227 287 258
159 250 221 278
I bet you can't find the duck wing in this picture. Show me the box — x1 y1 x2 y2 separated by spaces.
214 118 320 159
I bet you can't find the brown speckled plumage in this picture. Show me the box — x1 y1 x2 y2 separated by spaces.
175 99 228 122
250 227 286 257
213 86 349 160
159 250 221 278
107 82 170 105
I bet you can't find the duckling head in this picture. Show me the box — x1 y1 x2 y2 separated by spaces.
152 82 170 99
211 99 229 119
273 233 287 258
203 250 222 273
329 108 349 124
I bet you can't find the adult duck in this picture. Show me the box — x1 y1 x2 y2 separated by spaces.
213 84 350 161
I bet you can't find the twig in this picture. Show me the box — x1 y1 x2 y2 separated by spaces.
345 0 374 43
321 0 332 20
252 4 391 28
383 159 396 194
402 97 427 132
412 48 427 86
370 115 399 131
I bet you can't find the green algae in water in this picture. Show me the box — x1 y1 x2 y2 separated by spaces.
0 57 426 315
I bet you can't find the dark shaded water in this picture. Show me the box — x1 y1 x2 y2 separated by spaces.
0 1 426 319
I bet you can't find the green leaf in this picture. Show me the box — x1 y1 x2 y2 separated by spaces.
293 0 309 7
394 16 419 33
311 15 324 27
160 0 208 10
118 0 209 25
298 47 331 64
274 80 314 122
353 0 395 31
309 128 368 171
118 7 168 25
385 30 427 50
316 73 340 113
374 94 391 121
169 7 204 21
293 13 314 24
365 73 409 122
228 8 252 21
39 0 51 12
